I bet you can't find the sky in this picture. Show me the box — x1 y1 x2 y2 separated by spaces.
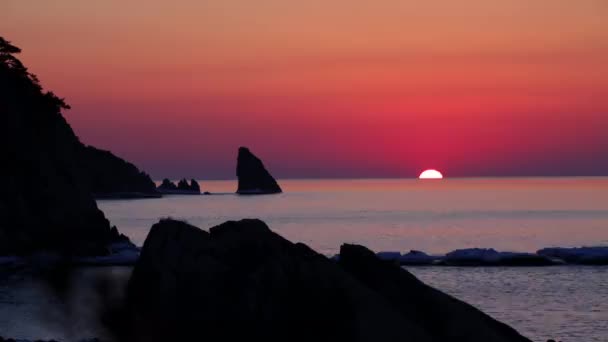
3 0 608 179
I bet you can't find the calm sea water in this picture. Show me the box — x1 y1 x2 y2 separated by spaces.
410 266 607 342
102 178 608 255
1 178 607 341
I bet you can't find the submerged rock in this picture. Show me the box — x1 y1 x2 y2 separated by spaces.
0 37 129 256
128 218 532 342
236 147 282 194
537 246 608 265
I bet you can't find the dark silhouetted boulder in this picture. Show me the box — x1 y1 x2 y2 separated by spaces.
0 37 129 255
128 218 531 342
78 145 160 198
339 244 532 342
236 147 282 194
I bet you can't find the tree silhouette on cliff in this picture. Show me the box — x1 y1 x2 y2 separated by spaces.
0 37 70 113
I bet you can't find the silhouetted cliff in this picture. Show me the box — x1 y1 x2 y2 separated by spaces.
236 147 282 194
0 37 127 255
78 145 159 198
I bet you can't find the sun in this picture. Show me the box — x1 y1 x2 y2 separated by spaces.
419 169 443 179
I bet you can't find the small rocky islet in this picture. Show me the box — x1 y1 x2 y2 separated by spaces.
156 178 201 194
236 146 283 194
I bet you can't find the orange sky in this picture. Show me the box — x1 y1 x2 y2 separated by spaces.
3 0 608 178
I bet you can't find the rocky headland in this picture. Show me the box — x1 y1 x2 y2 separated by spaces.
0 37 133 256
79 145 160 199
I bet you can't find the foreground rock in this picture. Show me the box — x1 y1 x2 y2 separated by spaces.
340 244 531 341
128 219 531 342
236 147 282 194
79 146 160 199
0 37 130 256
157 178 201 194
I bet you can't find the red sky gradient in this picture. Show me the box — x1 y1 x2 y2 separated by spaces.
3 0 608 178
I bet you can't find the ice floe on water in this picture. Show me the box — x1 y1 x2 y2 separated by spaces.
376 251 402 261
441 248 557 266
399 250 440 265
369 246 608 266
537 246 608 265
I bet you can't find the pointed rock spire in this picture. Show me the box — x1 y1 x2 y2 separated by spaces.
236 147 282 194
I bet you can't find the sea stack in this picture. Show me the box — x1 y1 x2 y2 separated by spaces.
236 147 282 194
157 178 201 194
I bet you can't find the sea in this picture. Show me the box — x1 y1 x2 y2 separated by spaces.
1 178 607 341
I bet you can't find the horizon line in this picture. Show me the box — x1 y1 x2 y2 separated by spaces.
153 175 608 181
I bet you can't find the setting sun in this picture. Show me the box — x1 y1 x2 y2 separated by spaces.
419 169 443 179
